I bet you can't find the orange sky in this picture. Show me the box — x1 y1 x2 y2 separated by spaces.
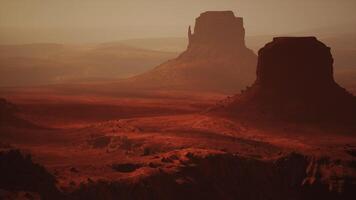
0 0 355 44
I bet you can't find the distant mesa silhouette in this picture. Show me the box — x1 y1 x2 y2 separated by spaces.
213 37 356 124
128 11 257 92
187 11 246 51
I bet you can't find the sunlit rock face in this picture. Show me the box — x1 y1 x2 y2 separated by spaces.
129 11 257 92
215 37 356 124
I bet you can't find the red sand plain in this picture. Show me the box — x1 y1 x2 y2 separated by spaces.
0 86 355 199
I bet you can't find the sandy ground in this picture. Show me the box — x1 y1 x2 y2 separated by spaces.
0 88 355 199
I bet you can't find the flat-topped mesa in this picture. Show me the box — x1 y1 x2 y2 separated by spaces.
255 37 335 94
128 11 256 92
215 37 356 124
188 11 246 49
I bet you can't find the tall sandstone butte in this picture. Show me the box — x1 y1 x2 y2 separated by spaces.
129 11 257 92
215 37 356 124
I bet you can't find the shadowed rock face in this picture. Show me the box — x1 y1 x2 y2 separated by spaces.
69 152 355 200
0 98 17 125
0 98 16 112
0 149 60 199
215 37 356 124
256 37 335 93
129 11 257 92
0 98 40 128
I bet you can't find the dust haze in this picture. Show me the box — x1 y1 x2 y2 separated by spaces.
1 0 356 44
0 1 356 200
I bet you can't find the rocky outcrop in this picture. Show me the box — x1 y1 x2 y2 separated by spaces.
0 98 39 128
0 149 61 199
128 11 257 92
0 98 17 126
69 151 355 200
213 37 356 124
0 98 16 114
2 148 354 200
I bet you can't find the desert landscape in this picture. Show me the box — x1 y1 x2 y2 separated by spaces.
1 1 356 200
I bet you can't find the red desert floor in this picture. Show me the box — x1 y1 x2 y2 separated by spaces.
0 88 355 198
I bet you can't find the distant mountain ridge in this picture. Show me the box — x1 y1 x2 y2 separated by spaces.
0 43 178 87
0 26 355 92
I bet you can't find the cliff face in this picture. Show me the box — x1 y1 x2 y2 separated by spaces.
255 37 335 93
215 37 356 124
129 11 257 92
188 11 245 50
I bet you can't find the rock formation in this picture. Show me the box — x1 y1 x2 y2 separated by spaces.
129 11 257 92
214 37 356 124
0 149 60 199
0 98 17 126
187 11 245 50
0 98 38 128
255 37 335 93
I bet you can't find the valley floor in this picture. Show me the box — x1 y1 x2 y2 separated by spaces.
0 88 355 199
